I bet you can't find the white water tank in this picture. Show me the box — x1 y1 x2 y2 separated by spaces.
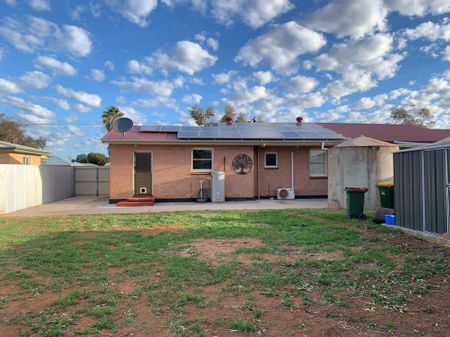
211 171 225 202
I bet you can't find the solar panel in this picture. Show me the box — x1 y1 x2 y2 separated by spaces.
140 125 162 132
159 125 181 132
178 131 201 138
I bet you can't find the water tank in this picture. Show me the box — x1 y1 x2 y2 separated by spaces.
211 171 225 202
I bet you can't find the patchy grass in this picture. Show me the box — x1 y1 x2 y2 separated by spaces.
0 209 449 336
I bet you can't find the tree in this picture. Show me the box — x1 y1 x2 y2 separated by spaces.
391 107 435 128
236 112 248 123
73 152 109 166
0 113 46 149
189 105 216 125
220 104 236 122
102 106 124 131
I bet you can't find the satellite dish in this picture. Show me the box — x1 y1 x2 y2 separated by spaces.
113 117 133 133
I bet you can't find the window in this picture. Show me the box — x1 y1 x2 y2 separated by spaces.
23 155 29 165
309 149 327 177
264 152 278 168
192 149 213 172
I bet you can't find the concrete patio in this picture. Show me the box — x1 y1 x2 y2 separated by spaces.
2 196 328 217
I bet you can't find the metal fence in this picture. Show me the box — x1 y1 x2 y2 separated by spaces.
0 164 74 213
74 166 109 196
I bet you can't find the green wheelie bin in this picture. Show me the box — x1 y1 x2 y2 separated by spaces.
345 187 368 219
377 181 394 209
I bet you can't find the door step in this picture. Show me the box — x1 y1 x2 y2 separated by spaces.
117 194 155 207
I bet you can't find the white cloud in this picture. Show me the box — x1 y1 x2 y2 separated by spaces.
104 60 114 70
90 68 105 81
56 85 102 107
28 0 50 11
385 0 450 17
253 71 273 85
112 77 184 97
305 0 387 38
34 96 70 110
404 20 450 42
6 96 55 124
236 21 326 74
285 75 318 94
443 45 450 61
0 78 20 95
3 0 17 5
0 16 92 57
212 71 236 84
211 0 293 29
142 40 217 75
36 56 77 76
182 93 202 105
119 106 147 125
206 37 219 51
18 70 50 89
106 0 158 27
127 59 152 75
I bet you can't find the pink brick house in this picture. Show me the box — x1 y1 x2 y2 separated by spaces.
102 121 345 202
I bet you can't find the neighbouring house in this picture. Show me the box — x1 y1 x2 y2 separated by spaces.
319 123 450 148
102 120 345 202
0 140 49 165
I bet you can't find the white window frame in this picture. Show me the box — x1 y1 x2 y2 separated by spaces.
309 149 327 177
23 155 29 165
264 152 278 169
191 148 214 173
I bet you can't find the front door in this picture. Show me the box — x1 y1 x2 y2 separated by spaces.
134 153 152 195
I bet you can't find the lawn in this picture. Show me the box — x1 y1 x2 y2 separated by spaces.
0 209 449 337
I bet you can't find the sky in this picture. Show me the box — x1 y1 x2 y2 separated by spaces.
0 0 449 160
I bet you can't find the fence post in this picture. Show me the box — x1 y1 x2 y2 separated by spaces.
96 167 99 197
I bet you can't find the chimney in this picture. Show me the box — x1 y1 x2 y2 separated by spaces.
225 116 233 126
296 116 303 126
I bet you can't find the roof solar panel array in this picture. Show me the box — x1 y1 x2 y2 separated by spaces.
139 123 345 140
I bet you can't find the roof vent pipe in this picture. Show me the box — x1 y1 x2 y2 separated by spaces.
225 116 233 126
296 116 303 126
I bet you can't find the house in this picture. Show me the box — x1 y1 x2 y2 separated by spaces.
319 123 450 147
102 120 345 202
0 141 49 165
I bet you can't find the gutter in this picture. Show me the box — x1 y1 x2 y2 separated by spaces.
102 139 344 146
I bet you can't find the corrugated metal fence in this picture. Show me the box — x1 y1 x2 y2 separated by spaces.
0 165 110 214
74 167 109 196
394 148 448 234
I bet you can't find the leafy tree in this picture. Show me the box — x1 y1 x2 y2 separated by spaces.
391 107 435 128
236 112 249 123
0 113 46 148
73 152 109 166
220 104 236 122
102 106 124 131
189 105 216 125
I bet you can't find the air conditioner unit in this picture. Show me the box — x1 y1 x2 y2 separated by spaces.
277 188 295 200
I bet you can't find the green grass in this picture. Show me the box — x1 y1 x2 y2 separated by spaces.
0 209 448 336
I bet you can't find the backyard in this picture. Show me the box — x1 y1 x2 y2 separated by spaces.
0 209 449 337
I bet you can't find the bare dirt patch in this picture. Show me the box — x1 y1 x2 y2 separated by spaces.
75 315 96 329
113 280 135 294
179 238 264 266
107 266 125 274
140 225 182 236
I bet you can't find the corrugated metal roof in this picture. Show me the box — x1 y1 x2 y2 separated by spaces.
0 140 49 155
319 123 450 143
101 126 178 142
400 136 450 152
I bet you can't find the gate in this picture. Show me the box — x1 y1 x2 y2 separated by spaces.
74 166 109 196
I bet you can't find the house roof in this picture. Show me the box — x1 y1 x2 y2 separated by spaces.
334 135 398 148
319 123 450 144
400 136 450 153
102 123 346 144
0 140 49 156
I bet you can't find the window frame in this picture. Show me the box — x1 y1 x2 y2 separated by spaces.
309 149 327 177
191 148 214 173
23 155 29 165
264 152 278 169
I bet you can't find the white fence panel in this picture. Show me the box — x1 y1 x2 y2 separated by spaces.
0 164 75 214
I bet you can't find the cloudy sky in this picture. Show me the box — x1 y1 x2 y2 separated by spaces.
0 0 449 159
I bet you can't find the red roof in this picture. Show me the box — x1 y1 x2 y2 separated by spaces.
101 126 178 142
319 123 450 143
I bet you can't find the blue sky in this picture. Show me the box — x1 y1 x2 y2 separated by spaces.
0 0 449 160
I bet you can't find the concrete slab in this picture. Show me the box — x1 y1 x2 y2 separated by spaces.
2 196 328 217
